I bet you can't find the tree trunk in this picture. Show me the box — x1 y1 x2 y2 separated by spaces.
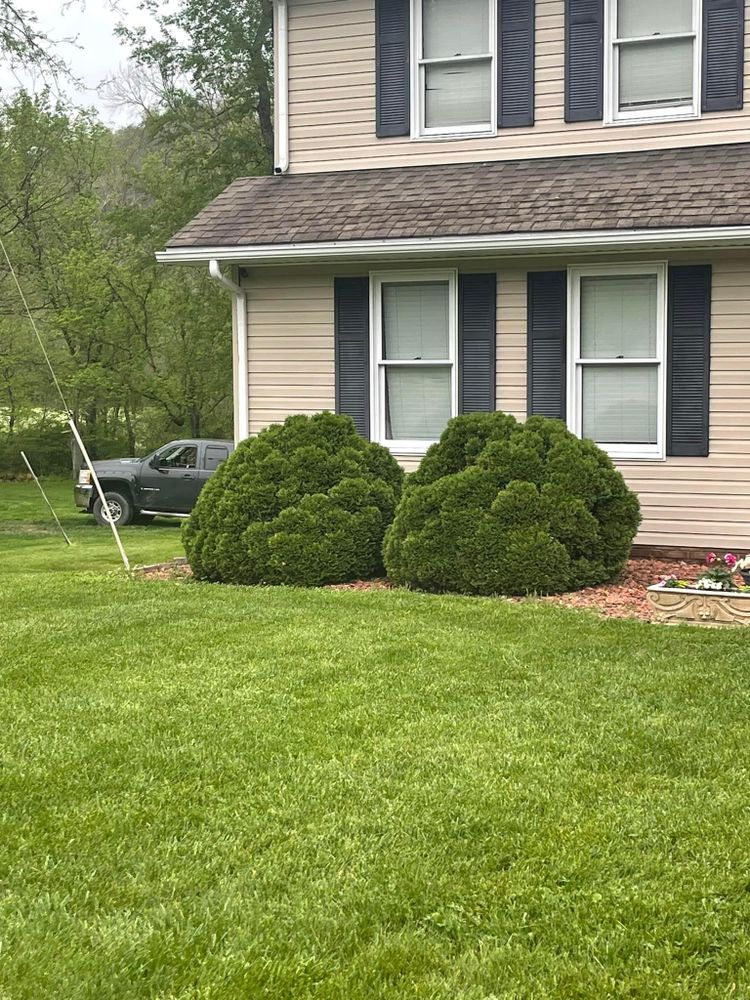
258 0 275 166
190 405 201 438
124 406 136 455
70 412 84 476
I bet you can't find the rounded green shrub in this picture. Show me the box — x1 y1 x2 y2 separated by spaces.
383 413 641 597
183 412 404 586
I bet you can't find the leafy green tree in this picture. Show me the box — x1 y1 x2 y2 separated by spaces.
117 0 274 195
0 1 64 70
0 0 274 475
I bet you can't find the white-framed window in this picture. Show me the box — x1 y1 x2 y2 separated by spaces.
604 0 701 125
412 0 497 138
370 270 458 454
567 263 667 461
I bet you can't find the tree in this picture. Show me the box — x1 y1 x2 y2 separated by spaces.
0 1 64 70
116 0 274 191
0 92 233 471
0 0 274 475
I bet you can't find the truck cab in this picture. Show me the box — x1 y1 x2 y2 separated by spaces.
75 438 235 526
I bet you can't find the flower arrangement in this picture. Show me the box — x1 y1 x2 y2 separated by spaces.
658 552 750 592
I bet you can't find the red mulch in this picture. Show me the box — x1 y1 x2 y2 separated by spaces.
137 558 705 622
541 559 704 621
328 578 393 592
136 560 192 582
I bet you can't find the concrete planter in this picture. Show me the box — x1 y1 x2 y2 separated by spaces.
647 585 750 627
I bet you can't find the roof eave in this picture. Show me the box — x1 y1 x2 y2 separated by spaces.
155 226 750 266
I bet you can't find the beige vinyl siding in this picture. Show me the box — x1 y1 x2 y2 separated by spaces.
244 256 750 550
246 271 335 431
287 0 750 174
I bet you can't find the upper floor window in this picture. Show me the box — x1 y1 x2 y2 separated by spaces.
413 0 496 137
606 0 700 124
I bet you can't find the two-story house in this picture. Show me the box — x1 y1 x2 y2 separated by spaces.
158 0 750 557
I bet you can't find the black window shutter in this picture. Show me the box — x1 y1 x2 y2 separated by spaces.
459 273 497 414
565 0 604 122
334 277 370 438
527 271 567 420
499 0 535 127
376 0 411 138
702 0 745 112
667 266 712 458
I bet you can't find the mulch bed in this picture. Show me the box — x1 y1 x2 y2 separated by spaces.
540 559 704 621
138 557 705 622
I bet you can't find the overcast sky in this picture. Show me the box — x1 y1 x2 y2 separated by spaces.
0 0 159 125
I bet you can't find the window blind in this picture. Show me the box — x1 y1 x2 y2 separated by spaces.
385 367 452 440
619 38 693 109
382 282 450 359
425 63 492 127
582 366 658 444
617 0 692 37
422 0 489 56
580 275 657 358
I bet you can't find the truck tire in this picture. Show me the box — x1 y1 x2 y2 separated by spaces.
93 491 133 528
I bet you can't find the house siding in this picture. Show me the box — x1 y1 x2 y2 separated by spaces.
286 0 750 174
244 255 750 550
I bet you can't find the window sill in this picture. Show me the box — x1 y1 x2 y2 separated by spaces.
607 453 666 464
380 441 435 456
410 130 497 143
603 111 700 128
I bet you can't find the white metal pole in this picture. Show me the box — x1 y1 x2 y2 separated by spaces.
68 418 131 573
20 450 73 546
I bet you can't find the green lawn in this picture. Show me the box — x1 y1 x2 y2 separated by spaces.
1 479 749 999
0 478 185 574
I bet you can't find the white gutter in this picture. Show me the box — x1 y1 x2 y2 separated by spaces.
208 260 249 443
273 0 289 175
158 225 750 266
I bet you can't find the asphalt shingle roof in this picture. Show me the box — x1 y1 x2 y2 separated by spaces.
167 143 750 249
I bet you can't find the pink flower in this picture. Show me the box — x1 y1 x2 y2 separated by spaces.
706 552 717 566
725 553 738 569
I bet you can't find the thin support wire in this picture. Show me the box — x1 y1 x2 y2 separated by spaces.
20 450 73 546
0 237 70 415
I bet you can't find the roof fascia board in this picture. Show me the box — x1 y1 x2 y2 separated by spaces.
156 226 750 265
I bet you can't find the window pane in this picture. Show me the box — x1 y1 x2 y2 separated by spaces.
580 274 657 359
582 366 658 445
619 38 693 110
385 366 452 441
205 446 228 471
160 446 198 469
617 0 693 39
383 282 449 360
425 61 491 128
423 0 489 58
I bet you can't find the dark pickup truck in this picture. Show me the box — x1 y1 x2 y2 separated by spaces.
75 439 235 526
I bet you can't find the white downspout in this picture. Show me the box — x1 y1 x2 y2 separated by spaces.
209 260 249 444
274 0 289 174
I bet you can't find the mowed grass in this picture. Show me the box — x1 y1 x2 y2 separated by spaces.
0 478 185 573
1 480 749 998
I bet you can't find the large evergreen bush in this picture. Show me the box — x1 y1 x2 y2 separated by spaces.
183 413 404 586
383 413 641 596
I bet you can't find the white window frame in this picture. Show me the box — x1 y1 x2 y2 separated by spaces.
370 269 459 455
410 0 497 139
604 0 701 126
567 262 668 462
